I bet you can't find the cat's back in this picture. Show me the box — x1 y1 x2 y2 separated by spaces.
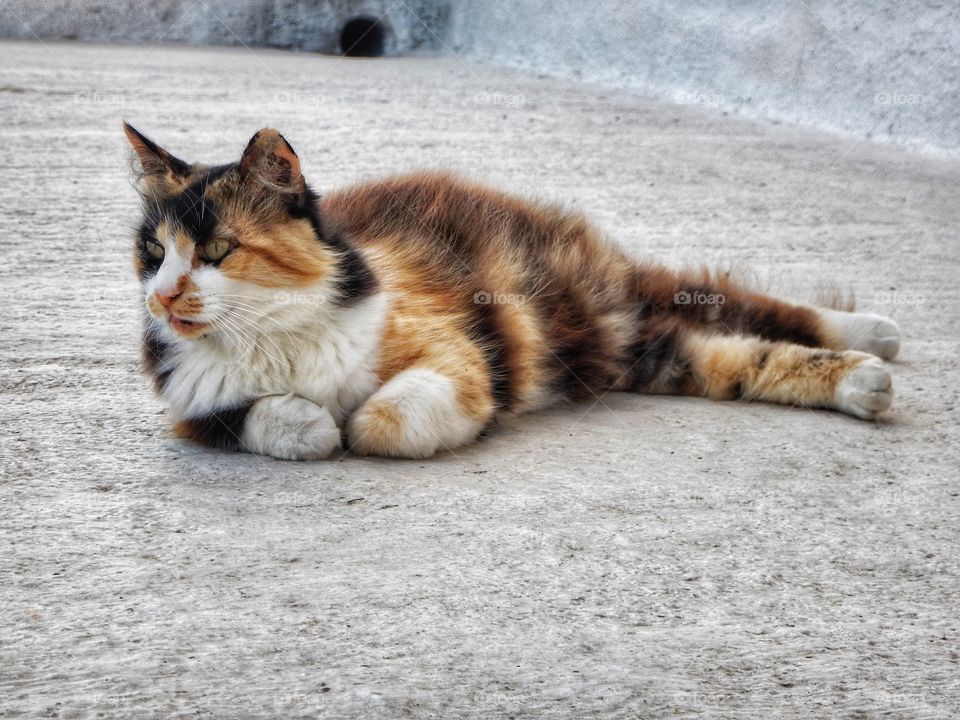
320 170 584 258
320 169 637 316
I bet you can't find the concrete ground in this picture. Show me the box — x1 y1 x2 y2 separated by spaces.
1 40 958 719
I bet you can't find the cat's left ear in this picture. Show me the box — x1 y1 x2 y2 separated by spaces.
123 122 191 195
238 128 307 209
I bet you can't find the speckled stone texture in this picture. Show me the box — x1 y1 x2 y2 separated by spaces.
1 40 958 719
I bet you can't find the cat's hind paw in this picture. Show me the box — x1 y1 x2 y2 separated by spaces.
820 308 901 360
346 369 483 459
833 356 893 420
242 394 341 460
849 314 901 360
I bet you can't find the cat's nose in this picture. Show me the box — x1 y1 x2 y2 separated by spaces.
154 290 181 309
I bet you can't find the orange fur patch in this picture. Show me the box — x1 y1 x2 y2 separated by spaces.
218 218 333 287
347 399 405 455
683 331 866 407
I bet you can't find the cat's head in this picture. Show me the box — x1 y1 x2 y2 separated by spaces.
124 123 334 341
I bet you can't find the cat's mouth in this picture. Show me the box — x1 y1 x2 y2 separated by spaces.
168 314 210 336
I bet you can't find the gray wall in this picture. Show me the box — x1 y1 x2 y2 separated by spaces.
2 0 957 152
0 0 447 54
449 1 960 154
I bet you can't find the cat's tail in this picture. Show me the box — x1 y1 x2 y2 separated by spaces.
631 263 853 350
814 283 856 313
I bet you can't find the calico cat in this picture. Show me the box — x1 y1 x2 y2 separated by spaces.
125 123 899 460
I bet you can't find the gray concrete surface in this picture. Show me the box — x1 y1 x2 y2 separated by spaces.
1 40 959 719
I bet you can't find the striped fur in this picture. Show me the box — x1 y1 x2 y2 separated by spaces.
126 124 899 460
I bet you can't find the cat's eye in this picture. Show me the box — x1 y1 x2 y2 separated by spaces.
145 240 164 260
203 237 232 262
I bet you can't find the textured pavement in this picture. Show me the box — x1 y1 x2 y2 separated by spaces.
1 40 959 718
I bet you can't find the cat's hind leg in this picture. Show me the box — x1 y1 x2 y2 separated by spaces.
678 332 893 419
346 365 493 459
628 321 893 420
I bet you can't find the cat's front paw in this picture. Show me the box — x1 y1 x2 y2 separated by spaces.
241 394 341 460
833 356 893 420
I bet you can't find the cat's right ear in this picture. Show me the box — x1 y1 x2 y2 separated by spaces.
123 122 191 195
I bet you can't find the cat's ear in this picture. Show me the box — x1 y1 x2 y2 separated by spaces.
123 122 191 195
238 128 307 209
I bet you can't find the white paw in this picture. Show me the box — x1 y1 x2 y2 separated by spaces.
821 308 901 360
833 357 893 420
241 394 341 460
849 313 901 360
347 369 482 459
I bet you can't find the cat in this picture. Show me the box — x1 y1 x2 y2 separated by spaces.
124 123 900 460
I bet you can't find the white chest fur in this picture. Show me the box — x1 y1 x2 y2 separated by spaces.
160 292 387 424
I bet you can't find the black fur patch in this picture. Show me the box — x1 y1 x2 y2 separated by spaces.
626 319 688 392
757 348 770 370
466 299 514 411
162 169 228 246
198 163 235 186
175 403 253 451
141 320 173 392
808 349 844 368
137 165 237 273
744 307 821 347
297 186 378 306
542 290 617 400
327 229 379 304
136 222 163 280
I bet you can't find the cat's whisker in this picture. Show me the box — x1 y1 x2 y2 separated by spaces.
216 295 303 335
221 297 371 370
216 299 301 347
210 315 251 360
210 310 269 358
216 297 370 369
213 313 289 370
208 315 251 358
215 301 328 364
212 316 294 365
219 309 295 370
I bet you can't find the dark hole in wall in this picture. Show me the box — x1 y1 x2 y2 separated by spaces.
340 16 386 57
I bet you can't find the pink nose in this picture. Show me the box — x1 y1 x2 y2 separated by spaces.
154 290 181 309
